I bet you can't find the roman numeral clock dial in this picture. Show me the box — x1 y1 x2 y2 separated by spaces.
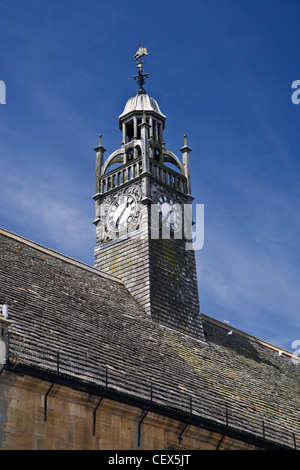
157 194 181 232
108 195 137 232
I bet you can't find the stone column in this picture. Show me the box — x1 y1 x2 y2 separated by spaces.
139 112 151 174
180 134 192 195
133 116 138 139
94 135 106 223
122 122 126 146
94 135 106 192
149 116 154 139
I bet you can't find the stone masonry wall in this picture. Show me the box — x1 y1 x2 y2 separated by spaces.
149 238 204 341
94 202 204 341
0 371 259 450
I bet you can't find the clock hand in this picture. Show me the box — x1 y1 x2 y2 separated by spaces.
162 205 174 222
115 201 130 229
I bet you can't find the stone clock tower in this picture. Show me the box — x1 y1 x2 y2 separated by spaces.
93 46 204 341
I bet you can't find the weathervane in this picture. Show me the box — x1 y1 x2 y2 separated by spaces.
133 36 149 94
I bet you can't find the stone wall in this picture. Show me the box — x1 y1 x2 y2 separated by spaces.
94 200 204 341
0 371 259 450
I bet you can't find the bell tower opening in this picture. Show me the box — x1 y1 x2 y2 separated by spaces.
126 120 134 143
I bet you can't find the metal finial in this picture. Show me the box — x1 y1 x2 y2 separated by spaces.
133 39 149 94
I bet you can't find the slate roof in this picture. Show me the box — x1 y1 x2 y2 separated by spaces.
1 227 300 449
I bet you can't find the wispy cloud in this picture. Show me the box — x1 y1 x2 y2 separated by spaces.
0 141 95 263
197 163 300 350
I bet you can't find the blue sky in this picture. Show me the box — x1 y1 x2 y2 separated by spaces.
0 0 300 352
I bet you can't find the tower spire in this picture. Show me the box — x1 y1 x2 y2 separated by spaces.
133 39 149 95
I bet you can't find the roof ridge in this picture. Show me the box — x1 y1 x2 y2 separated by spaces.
0 227 123 285
201 313 294 358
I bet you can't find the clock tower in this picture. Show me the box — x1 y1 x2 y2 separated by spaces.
93 46 204 341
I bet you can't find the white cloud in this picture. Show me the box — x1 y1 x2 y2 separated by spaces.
0 143 95 263
197 162 300 350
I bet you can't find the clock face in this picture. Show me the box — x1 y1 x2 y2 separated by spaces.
157 194 182 232
108 194 137 232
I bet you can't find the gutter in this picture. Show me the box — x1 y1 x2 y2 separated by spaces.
1 362 294 451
